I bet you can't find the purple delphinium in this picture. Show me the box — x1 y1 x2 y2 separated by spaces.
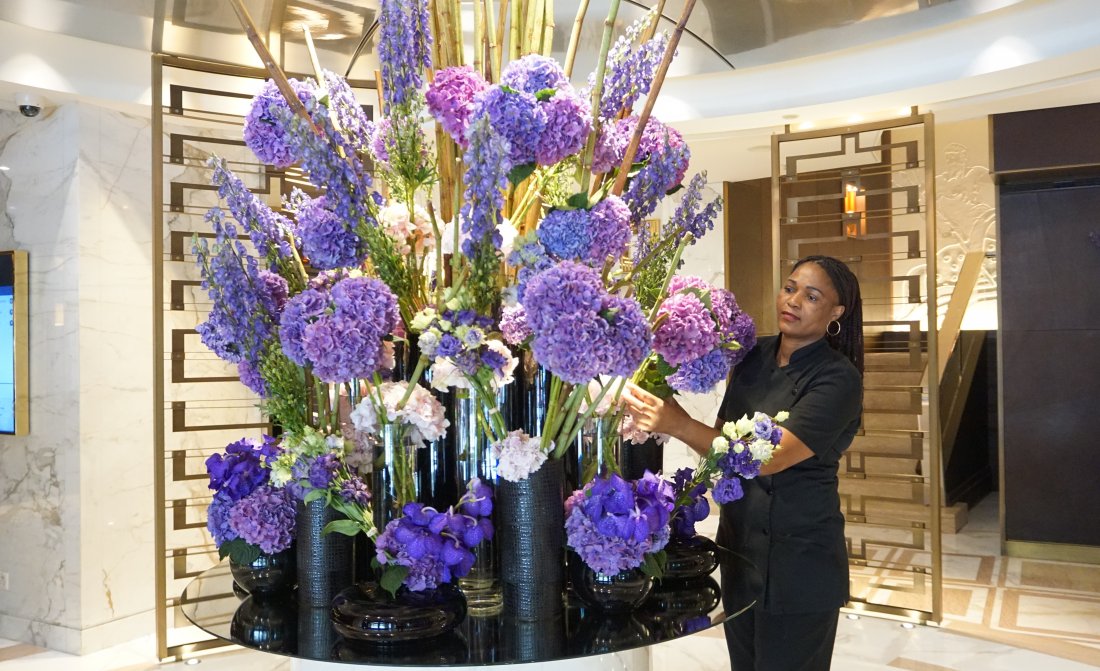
501 54 570 95
426 66 489 147
237 360 266 397
669 172 721 245
210 159 295 262
624 140 690 225
565 472 674 575
535 90 592 166
377 0 432 113
459 115 510 257
243 77 315 168
292 192 367 270
471 86 546 167
597 32 669 120
228 485 297 554
653 291 720 366
669 467 710 539
205 436 278 501
279 276 400 383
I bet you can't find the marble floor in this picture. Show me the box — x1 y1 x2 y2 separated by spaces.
2 496 1099 670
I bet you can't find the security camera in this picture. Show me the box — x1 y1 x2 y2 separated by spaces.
15 92 46 118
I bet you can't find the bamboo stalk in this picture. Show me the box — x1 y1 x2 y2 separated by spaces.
227 0 321 135
495 0 510 78
640 0 667 43
510 0 523 60
563 0 590 77
484 0 500 82
611 0 698 196
524 0 543 56
473 0 485 77
577 0 622 193
541 0 555 56
302 27 326 83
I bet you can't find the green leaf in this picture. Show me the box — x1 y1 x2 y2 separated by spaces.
500 85 519 95
666 183 684 196
640 550 667 580
303 488 326 504
323 519 363 537
508 162 537 187
220 538 261 566
380 565 410 598
534 88 556 102
566 192 590 210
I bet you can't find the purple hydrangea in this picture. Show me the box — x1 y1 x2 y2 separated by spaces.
243 78 315 168
537 209 591 260
653 291 719 366
228 485 297 554
565 472 674 575
279 276 400 382
207 491 239 546
471 86 546 167
591 121 629 174
667 347 730 393
293 193 367 270
377 0 432 113
426 66 489 147
588 195 632 262
727 312 757 366
500 305 532 345
536 90 592 166
501 54 570 95
601 296 652 378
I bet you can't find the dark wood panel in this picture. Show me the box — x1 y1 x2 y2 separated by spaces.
726 178 773 332
992 103 1100 174
1002 328 1100 545
999 185 1100 332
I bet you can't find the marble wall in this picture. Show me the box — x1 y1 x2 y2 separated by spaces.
0 103 153 654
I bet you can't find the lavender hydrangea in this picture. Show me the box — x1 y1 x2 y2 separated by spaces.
242 77 315 168
501 54 570 95
279 276 399 382
425 66 489 147
536 90 592 166
228 485 297 554
589 195 632 261
291 192 367 270
471 86 546 167
207 491 238 546
565 472 674 575
377 0 432 113
591 121 629 174
667 348 729 394
601 296 652 378
500 305 532 345
537 209 591 260
653 291 719 366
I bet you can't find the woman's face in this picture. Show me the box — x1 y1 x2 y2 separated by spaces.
775 262 845 340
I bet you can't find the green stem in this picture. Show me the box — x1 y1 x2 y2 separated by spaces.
556 379 612 458
540 375 563 453
396 355 430 409
646 235 691 322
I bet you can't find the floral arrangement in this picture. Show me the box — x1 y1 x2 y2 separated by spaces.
194 0 758 596
565 471 675 577
374 478 495 595
206 436 297 564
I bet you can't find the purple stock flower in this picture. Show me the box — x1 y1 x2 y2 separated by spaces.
712 476 745 505
426 66 489 147
308 452 340 489
377 0 432 113
339 476 371 507
228 485 297 554
471 86 546 167
242 78 315 168
501 54 570 95
535 90 592 166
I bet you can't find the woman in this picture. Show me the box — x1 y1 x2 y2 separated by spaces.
624 255 864 671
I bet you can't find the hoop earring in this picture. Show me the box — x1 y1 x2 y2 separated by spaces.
827 320 841 337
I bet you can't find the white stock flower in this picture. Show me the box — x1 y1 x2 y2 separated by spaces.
774 410 790 423
711 436 729 453
429 359 471 392
734 415 756 438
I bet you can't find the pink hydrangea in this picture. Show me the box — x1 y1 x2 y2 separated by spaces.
425 66 489 147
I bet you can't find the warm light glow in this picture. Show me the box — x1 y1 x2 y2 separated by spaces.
846 613 860 620
847 114 864 124
844 183 861 214
0 166 9 171
901 622 916 630
898 106 914 117
797 121 815 130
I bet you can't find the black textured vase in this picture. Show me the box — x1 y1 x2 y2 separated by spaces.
295 499 353 607
568 555 653 613
230 548 296 597
330 581 467 644
662 535 720 582
498 458 565 620
620 436 665 480
230 594 297 651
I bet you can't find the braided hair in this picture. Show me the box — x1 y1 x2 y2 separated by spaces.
791 255 864 376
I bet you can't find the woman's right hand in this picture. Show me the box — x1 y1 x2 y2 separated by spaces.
621 382 690 437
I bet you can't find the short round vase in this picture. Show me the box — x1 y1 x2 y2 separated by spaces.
569 556 654 613
330 581 467 644
230 548 296 597
230 594 297 651
662 535 720 582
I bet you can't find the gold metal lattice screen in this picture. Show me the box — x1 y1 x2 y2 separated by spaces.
771 113 943 623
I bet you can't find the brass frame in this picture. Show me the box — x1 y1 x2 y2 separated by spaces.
0 250 30 435
769 113 943 624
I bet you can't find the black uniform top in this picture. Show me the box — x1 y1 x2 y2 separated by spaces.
716 334 862 614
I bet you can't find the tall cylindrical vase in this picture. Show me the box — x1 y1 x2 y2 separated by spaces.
498 458 565 620
295 498 353 607
565 418 620 492
453 383 514 614
371 424 418 532
396 340 459 511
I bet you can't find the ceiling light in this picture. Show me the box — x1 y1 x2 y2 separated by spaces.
797 121 815 130
0 166 8 171
184 659 201 666
847 114 864 124
898 106 914 116
846 613 860 620
782 113 799 120
900 622 916 629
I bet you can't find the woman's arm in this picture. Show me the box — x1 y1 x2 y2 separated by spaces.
759 428 814 475
621 384 720 457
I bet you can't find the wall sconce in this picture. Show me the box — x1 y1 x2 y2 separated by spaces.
842 171 866 238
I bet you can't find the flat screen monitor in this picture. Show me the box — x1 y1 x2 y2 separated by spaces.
0 251 28 435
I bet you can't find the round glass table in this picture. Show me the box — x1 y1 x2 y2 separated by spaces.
180 548 758 669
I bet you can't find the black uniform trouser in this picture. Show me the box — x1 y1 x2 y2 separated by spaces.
724 605 839 671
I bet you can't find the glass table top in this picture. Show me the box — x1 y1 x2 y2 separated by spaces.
180 549 758 666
